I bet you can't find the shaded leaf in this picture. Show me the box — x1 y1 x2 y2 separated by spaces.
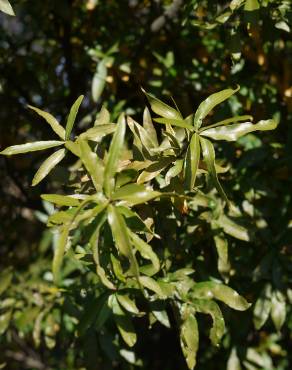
0 268 13 296
32 148 65 186
271 290 286 331
253 284 272 330
143 107 158 146
92 59 107 102
200 137 229 203
184 133 200 190
116 294 139 315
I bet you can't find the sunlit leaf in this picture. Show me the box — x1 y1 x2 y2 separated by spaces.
92 59 107 102
28 105 66 140
271 290 286 331
32 148 66 186
244 0 260 11
41 194 81 207
112 183 160 205
191 282 251 311
142 89 182 120
154 117 194 131
200 115 253 131
1 141 63 156
200 119 278 141
0 0 14 15
103 114 126 197
194 86 239 129
81 124 116 142
116 294 139 315
143 107 158 147
65 95 84 140
253 284 272 330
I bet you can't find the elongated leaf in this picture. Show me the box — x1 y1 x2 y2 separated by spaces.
52 223 71 284
129 231 160 276
137 157 174 184
200 119 278 141
94 106 110 126
149 301 170 328
81 124 116 142
110 254 126 282
213 233 231 281
142 89 182 120
200 115 253 131
227 347 242 370
154 117 194 131
41 194 80 207
180 313 199 370
194 86 239 129
92 59 107 102
0 0 14 15
138 276 171 299
200 137 229 204
116 294 139 315
128 117 156 150
32 148 65 186
253 284 272 330
192 299 225 345
0 310 12 335
65 95 84 140
90 214 116 290
215 215 250 241
103 114 126 197
143 107 158 146
28 105 65 140
112 183 160 205
64 140 80 157
110 295 137 347
1 141 63 156
78 138 103 192
191 282 250 311
184 133 200 190
0 268 13 296
107 205 138 277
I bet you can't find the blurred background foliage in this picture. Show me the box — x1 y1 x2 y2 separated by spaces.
0 0 291 369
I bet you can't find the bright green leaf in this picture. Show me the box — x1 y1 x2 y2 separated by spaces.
142 89 182 120
65 95 84 140
1 141 63 156
41 194 80 207
180 313 199 370
32 148 65 186
154 117 194 131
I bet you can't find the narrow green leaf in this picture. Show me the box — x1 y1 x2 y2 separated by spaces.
213 233 231 281
180 313 199 370
194 86 240 129
111 295 137 347
112 183 160 206
92 59 107 102
200 119 278 141
200 137 229 204
52 223 71 284
107 204 138 277
129 231 160 276
65 95 84 140
78 138 103 192
0 0 14 15
149 301 170 328
32 148 65 186
271 290 286 331
165 159 184 185
103 114 126 197
154 117 194 131
184 133 200 190
94 105 111 126
81 124 116 142
138 276 171 299
137 157 174 184
143 107 158 146
28 105 65 140
191 282 251 311
142 89 182 120
1 141 63 156
116 294 139 315
192 299 225 346
64 140 80 157
110 254 126 282
200 115 253 131
41 194 80 207
90 214 116 290
215 215 250 241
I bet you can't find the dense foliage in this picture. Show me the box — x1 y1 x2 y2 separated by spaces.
0 1 291 370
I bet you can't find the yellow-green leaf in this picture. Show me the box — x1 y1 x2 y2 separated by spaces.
184 133 200 190
1 141 63 156
65 95 84 140
116 294 139 315
0 0 14 15
112 183 160 206
142 89 182 120
194 86 239 129
180 313 199 370
154 117 194 131
103 114 126 197
28 105 65 140
41 194 81 207
81 124 116 142
32 148 65 186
